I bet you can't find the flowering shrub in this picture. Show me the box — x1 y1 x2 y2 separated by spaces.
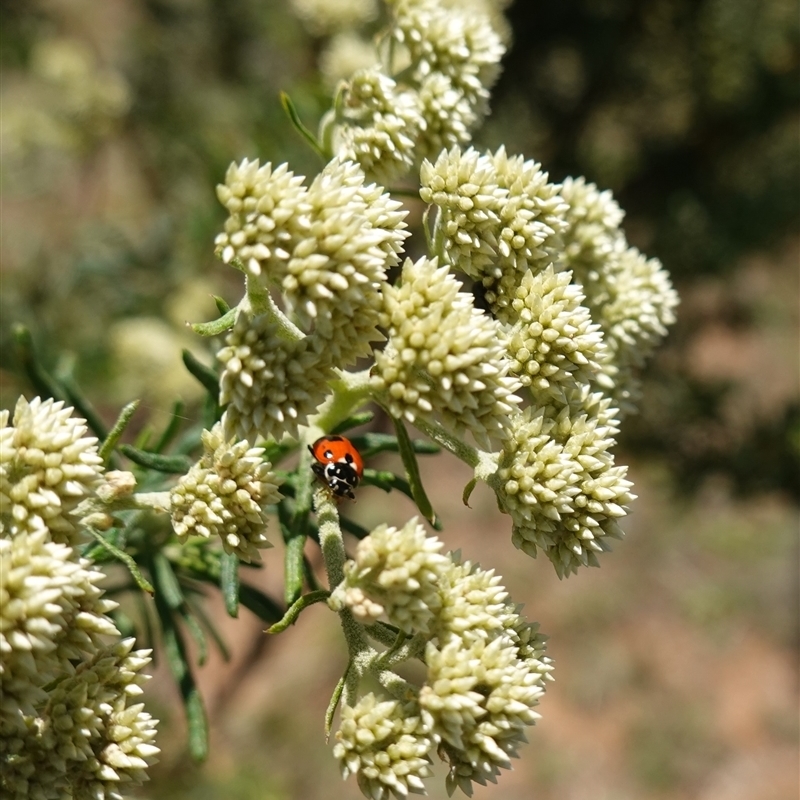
2 0 678 797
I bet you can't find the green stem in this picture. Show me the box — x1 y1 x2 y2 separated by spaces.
244 278 304 341
398 411 483 469
307 369 373 441
314 486 370 659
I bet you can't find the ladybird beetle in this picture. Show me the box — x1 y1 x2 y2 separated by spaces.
309 435 364 500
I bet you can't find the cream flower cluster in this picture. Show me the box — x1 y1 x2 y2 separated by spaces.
0 397 159 799
324 0 505 180
499 264 609 404
494 396 634 578
371 256 521 449
215 158 408 338
3 640 158 800
420 146 568 309
0 530 118 737
218 309 335 444
559 177 679 413
332 68 425 185
0 396 104 543
170 423 283 563
215 158 409 442
334 520 552 796
334 695 434 800
331 517 451 632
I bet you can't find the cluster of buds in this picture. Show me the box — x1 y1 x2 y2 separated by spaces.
0 398 159 799
330 518 553 797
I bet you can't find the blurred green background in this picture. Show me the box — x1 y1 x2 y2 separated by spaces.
1 1 797 798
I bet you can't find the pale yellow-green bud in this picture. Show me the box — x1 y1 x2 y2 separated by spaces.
0 397 103 544
334 694 433 800
170 423 282 563
372 256 521 448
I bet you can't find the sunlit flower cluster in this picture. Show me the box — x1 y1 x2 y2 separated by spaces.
559 177 679 413
290 0 379 36
334 521 553 796
499 264 609 404
332 517 451 632
332 68 425 184
420 146 568 310
0 396 104 543
0 398 159 800
494 399 634 577
371 256 521 448
323 0 506 180
170 423 283 563
3 639 158 800
334 694 434 800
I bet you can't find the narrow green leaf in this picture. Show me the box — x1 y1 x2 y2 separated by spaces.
238 582 284 624
181 349 220 397
186 595 231 662
177 606 209 666
283 534 306 607
220 551 240 618
99 400 141 462
280 91 326 158
119 444 192 474
266 589 329 634
361 468 413 497
153 553 184 610
189 307 236 337
81 526 124 562
153 399 185 454
85 528 154 594
279 492 307 607
330 411 375 435
57 372 109 442
462 477 478 508
325 670 347 742
213 295 231 315
185 688 209 762
349 432 440 459
152 572 209 762
391 416 441 530
12 324 65 401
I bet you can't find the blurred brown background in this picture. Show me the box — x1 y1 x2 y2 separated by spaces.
1 1 798 798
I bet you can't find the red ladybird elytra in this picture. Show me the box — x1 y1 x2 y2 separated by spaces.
309 435 364 500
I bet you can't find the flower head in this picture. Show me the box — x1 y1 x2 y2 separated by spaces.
0 397 104 543
419 147 568 307
2 639 159 800
392 0 505 107
332 517 451 632
416 73 478 160
170 423 282 562
332 69 426 185
559 176 625 278
495 402 634 578
500 265 609 404
218 308 335 444
334 694 433 800
281 159 408 363
214 159 309 283
420 634 548 795
0 529 119 747
371 256 520 448
290 0 378 36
